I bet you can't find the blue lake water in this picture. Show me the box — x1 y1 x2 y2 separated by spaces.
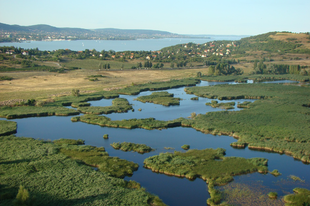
0 35 247 52
1 80 309 206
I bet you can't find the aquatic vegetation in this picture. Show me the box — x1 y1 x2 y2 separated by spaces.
59 144 138 178
237 101 252 108
71 102 90 108
289 175 305 182
0 120 17 136
0 135 165 205
135 91 181 106
205 100 235 110
0 105 79 119
219 182 284 205
270 169 281 177
283 188 310 205
72 114 182 130
47 90 119 107
103 134 109 139
116 78 200 95
183 83 310 163
53 138 85 146
77 98 133 114
110 142 154 154
190 97 199 100
268 192 278 199
144 148 268 205
181 144 190 150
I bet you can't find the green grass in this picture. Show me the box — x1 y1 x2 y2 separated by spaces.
110 142 154 154
144 148 268 182
0 75 13 81
0 105 79 119
53 138 85 146
77 98 132 114
283 188 310 206
181 144 190 150
0 120 17 136
205 100 235 110
144 148 268 205
116 78 200 95
0 135 166 206
200 74 310 82
48 91 119 107
268 192 278 199
182 83 310 163
59 144 138 178
269 169 281 177
72 114 182 130
135 91 181 106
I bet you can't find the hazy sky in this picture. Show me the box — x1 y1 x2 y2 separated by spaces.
0 0 309 35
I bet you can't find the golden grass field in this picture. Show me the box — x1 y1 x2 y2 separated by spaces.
0 67 209 102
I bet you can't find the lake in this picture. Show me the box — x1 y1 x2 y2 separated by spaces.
1 80 309 206
0 35 248 52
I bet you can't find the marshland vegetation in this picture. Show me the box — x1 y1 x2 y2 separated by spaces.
183 83 310 163
71 114 182 130
110 142 154 154
0 134 165 206
135 91 181 106
144 148 268 205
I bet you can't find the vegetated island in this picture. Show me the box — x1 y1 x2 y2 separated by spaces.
77 98 132 115
0 128 166 205
205 100 235 110
183 83 310 163
283 188 310 205
71 114 182 130
143 148 268 205
110 142 154 154
135 91 181 106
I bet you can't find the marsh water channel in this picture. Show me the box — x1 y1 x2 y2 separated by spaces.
2 80 309 205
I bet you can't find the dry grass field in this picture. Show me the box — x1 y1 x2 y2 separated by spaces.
0 67 208 102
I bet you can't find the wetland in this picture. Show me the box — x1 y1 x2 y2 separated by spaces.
1 79 310 205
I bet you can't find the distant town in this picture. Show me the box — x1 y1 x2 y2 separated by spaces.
0 23 208 42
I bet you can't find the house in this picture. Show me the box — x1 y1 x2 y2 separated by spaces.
22 51 29 55
146 56 151 60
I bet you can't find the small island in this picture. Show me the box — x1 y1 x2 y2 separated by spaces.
111 142 154 154
135 91 181 106
144 148 268 205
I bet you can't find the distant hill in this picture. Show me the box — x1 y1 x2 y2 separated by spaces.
0 23 191 42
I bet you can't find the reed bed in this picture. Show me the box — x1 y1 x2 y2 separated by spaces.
0 135 165 205
110 142 154 154
135 91 181 106
72 114 182 130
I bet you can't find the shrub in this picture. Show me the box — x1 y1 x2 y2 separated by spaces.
103 134 109 139
71 89 80 97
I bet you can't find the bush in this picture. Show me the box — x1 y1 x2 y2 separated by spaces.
71 89 80 97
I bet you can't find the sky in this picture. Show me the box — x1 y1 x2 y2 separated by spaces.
0 0 309 35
